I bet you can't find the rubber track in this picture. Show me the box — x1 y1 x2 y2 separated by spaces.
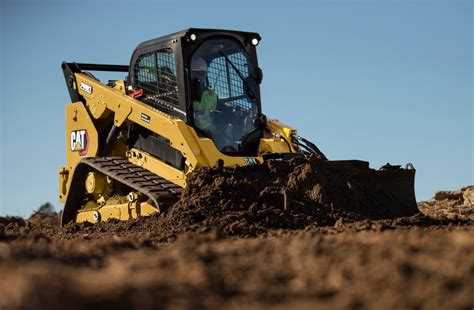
61 156 183 226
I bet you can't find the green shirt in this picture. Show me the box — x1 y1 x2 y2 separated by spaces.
194 88 218 130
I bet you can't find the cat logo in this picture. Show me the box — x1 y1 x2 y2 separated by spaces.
70 129 89 156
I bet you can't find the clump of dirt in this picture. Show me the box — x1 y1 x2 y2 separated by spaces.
28 211 61 227
418 186 474 220
0 216 25 240
1 211 61 242
0 216 24 226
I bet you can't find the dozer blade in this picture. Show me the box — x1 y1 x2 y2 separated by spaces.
324 160 418 218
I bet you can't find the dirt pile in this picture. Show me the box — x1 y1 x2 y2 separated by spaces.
156 157 418 236
418 186 474 221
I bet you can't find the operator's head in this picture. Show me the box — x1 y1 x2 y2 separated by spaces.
191 57 208 79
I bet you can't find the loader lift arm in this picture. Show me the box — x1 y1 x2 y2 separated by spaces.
62 62 129 103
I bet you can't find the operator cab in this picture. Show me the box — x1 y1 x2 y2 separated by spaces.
128 29 264 159
190 38 262 153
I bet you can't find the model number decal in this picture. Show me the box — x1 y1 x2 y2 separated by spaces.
70 129 89 156
80 82 93 94
244 158 258 165
141 113 151 123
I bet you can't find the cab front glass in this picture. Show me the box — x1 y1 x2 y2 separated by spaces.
190 38 259 154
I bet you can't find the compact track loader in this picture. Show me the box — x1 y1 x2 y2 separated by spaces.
59 28 417 226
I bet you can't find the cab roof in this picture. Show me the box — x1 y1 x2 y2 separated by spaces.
134 28 261 50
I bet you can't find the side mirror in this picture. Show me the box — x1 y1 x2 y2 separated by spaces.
252 67 263 84
192 78 202 101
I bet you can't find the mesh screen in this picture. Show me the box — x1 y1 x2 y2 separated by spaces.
135 48 179 110
208 52 251 111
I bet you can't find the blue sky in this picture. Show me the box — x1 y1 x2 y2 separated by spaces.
0 0 472 216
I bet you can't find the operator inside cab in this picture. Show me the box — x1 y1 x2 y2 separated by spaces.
190 39 261 154
191 57 218 134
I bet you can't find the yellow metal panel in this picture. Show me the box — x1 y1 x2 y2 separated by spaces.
58 167 69 203
112 80 126 93
114 103 132 127
75 211 96 223
264 119 298 153
65 102 99 165
139 201 158 216
60 102 99 201
259 138 293 154
128 148 186 188
75 201 159 224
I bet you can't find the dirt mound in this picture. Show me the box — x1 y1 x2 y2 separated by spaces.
418 186 474 220
155 157 418 236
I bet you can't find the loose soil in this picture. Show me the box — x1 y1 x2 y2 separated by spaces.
0 158 472 309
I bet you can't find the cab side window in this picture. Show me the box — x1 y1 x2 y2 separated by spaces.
135 48 179 110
